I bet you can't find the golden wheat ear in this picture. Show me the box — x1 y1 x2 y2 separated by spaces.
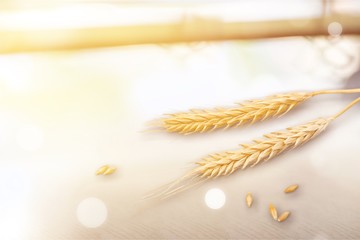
147 96 360 200
159 92 313 134
155 88 360 135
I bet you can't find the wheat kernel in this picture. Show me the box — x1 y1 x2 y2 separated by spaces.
269 204 278 220
96 165 109 175
103 166 117 175
284 184 299 193
278 211 291 222
246 193 253 208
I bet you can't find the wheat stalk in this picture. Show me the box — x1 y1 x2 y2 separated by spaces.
147 97 360 199
156 88 360 134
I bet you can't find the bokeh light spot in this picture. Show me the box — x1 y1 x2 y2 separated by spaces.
77 197 107 228
328 22 342 37
205 188 226 210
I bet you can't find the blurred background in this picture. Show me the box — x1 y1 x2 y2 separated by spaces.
1 0 360 239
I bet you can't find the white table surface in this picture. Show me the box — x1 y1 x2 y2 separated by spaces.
0 37 360 239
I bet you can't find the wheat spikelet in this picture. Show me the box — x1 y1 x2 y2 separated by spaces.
155 88 360 135
192 117 331 178
147 117 331 199
159 92 313 134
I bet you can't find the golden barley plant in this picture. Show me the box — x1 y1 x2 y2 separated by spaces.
155 88 360 134
147 96 360 200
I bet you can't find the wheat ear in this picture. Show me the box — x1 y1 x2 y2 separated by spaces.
148 97 360 199
156 88 360 134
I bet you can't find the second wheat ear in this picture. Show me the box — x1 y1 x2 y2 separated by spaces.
156 88 360 134
146 97 360 200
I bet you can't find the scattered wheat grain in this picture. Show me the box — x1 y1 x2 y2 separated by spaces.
278 211 291 222
96 165 109 175
269 203 278 220
284 184 299 193
246 193 253 208
103 166 117 175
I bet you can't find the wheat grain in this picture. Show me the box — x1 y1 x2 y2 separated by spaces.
246 193 253 208
269 204 278 220
103 166 117 175
155 88 360 134
96 165 109 175
278 211 291 222
96 165 117 176
284 184 299 193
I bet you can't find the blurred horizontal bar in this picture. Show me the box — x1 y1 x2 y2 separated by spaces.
0 14 359 53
